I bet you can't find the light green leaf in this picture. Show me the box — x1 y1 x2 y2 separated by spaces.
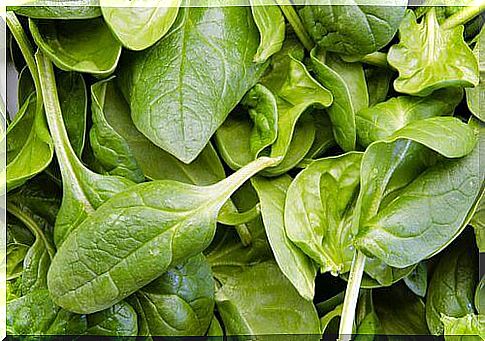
118 5 267 163
100 0 181 51
29 18 122 76
388 9 479 96
252 175 317 300
215 261 321 336
466 26 484 121
250 0 285 63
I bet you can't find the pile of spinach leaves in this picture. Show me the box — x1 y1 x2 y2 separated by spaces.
4 0 484 338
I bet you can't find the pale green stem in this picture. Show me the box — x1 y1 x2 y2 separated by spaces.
218 203 261 226
275 0 315 51
442 0 485 29
338 250 366 341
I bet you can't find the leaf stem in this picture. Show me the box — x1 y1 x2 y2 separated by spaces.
216 157 281 204
342 52 390 69
6 12 42 113
218 203 261 226
338 250 366 341
441 0 485 29
7 202 56 258
275 0 314 51
35 51 86 184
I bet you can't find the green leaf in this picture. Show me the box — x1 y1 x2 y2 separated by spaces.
426 236 478 335
475 276 484 315
36 51 135 246
86 301 138 336
252 175 317 300
7 289 87 335
90 79 145 183
206 181 273 284
118 5 267 163
215 261 321 335
47 156 279 314
441 314 484 340
6 94 54 191
56 71 88 158
129 254 214 336
466 26 484 121
250 0 285 63
8 0 101 19
310 49 365 151
388 9 479 96
403 262 428 297
29 17 122 76
6 243 30 280
207 316 224 336
216 39 332 176
284 152 362 275
355 119 481 268
356 88 463 148
100 0 181 51
365 67 393 107
299 1 406 55
374 284 429 335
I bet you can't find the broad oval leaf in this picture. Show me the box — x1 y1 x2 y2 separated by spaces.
299 1 406 55
129 253 214 336
100 0 181 51
118 6 268 163
284 152 362 275
355 120 481 268
388 9 479 96
29 18 122 76
215 261 321 336
47 157 279 314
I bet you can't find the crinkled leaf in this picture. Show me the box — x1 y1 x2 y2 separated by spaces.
388 9 479 96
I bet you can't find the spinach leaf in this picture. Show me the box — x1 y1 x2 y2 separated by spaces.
56 71 87 158
47 156 279 314
356 88 463 147
206 181 273 284
9 0 101 19
215 261 321 335
250 0 285 63
86 301 138 336
298 2 406 55
100 0 181 51
6 243 30 281
118 5 267 163
29 17 122 76
216 38 332 175
475 276 484 315
129 254 214 336
310 49 365 151
6 12 54 192
252 175 317 300
6 201 55 296
441 314 484 340
403 262 428 298
388 9 479 96
207 316 224 336
7 289 87 335
365 67 393 107
36 51 135 246
374 284 429 335
284 152 362 275
466 26 484 121
90 78 145 183
355 119 480 268
426 236 478 335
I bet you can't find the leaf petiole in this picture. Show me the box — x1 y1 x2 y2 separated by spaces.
441 0 485 29
275 0 314 51
338 250 366 341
